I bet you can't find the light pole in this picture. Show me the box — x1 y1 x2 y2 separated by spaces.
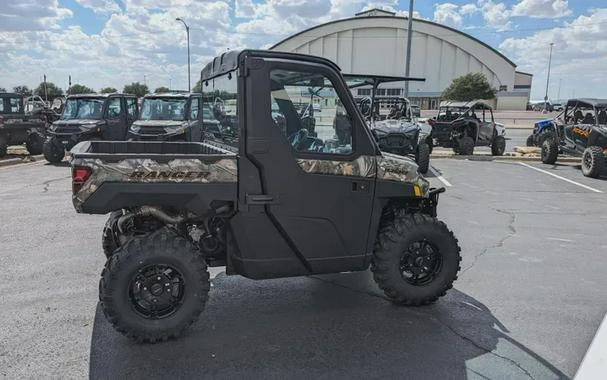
176 17 191 92
544 42 554 112
404 0 414 98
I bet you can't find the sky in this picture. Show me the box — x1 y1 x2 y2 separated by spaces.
1 0 606 100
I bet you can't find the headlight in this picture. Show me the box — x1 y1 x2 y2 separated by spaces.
130 124 141 133
164 126 186 135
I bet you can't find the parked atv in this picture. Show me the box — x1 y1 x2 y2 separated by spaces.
541 98 607 178
128 93 202 141
345 75 431 174
429 100 506 156
44 93 138 163
526 118 559 147
0 93 51 157
69 50 461 343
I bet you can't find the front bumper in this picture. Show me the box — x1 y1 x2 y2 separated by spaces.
377 133 418 155
128 130 187 141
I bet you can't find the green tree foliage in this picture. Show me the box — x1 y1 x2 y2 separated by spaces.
192 79 202 93
68 84 94 94
154 86 170 93
12 85 31 95
123 82 149 97
0 87 6 92
441 73 496 101
34 82 64 100
100 87 118 94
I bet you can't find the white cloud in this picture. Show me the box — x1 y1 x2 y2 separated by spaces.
235 0 255 18
478 0 511 30
500 8 607 98
512 0 571 18
0 0 72 31
74 0 121 13
433 3 463 28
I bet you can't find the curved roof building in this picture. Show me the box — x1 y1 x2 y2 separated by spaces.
270 9 532 110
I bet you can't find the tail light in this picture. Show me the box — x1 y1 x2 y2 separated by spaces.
72 166 91 194
428 118 435 126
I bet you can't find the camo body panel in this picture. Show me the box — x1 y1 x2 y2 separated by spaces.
376 152 421 183
72 157 237 210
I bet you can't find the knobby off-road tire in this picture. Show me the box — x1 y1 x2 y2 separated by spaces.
415 142 430 174
581 146 605 178
526 134 535 147
0 135 7 157
26 132 44 155
102 211 123 259
99 229 210 343
43 138 65 163
491 135 506 156
456 136 475 155
541 132 558 164
372 213 461 305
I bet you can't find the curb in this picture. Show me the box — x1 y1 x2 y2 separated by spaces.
430 153 580 163
0 155 44 167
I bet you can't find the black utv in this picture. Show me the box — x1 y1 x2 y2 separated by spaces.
128 93 202 141
541 98 607 178
69 50 461 343
429 100 506 156
44 93 138 163
345 75 431 174
0 93 52 157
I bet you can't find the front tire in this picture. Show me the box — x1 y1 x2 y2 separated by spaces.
491 135 506 156
372 213 461 305
26 132 44 155
415 142 430 174
99 229 210 343
43 138 65 163
456 136 475 155
541 133 558 164
581 146 605 178
526 134 535 147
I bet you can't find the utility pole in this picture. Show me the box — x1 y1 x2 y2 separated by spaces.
544 42 554 112
404 0 414 98
557 78 562 101
68 75 72 95
176 18 191 92
43 74 48 102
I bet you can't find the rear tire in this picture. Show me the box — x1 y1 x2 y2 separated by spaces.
43 137 65 163
26 132 44 155
372 213 461 305
526 135 534 147
0 135 7 157
99 229 210 343
491 135 506 156
456 136 475 155
541 133 558 164
415 142 430 174
581 146 605 178
102 211 123 259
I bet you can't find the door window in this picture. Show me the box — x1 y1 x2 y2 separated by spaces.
202 71 238 148
9 97 22 113
189 97 200 120
107 98 122 119
270 69 353 155
126 98 137 120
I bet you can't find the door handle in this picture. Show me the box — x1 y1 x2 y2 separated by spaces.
351 181 370 193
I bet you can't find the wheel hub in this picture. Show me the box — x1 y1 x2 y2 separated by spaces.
129 264 185 319
399 240 442 285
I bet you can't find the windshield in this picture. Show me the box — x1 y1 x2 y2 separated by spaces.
437 106 469 122
140 97 187 121
61 98 104 120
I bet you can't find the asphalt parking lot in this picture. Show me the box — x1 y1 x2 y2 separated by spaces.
1 155 606 379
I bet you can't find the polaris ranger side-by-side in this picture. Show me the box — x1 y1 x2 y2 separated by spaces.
128 93 203 141
541 98 607 178
0 93 50 157
44 93 138 163
70 50 461 343
429 100 506 156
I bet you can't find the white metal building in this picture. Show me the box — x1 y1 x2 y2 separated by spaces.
270 9 532 110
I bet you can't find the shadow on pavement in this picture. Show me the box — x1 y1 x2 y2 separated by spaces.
90 271 568 379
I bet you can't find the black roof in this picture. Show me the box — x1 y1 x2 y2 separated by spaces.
439 100 493 109
66 93 135 99
567 98 607 108
343 74 425 89
201 49 342 81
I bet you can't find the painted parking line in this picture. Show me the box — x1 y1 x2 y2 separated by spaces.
0 160 46 171
575 313 607 379
518 162 602 193
429 166 452 187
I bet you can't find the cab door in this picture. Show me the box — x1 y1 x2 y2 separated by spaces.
243 57 378 274
105 96 127 140
477 105 494 144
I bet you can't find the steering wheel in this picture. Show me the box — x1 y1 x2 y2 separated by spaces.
213 97 225 119
287 128 309 150
359 96 372 118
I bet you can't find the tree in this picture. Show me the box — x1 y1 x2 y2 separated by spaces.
34 82 64 100
123 82 149 97
441 73 496 101
13 85 31 95
100 87 118 94
68 84 94 94
154 86 170 93
192 79 202 93
0 87 6 93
